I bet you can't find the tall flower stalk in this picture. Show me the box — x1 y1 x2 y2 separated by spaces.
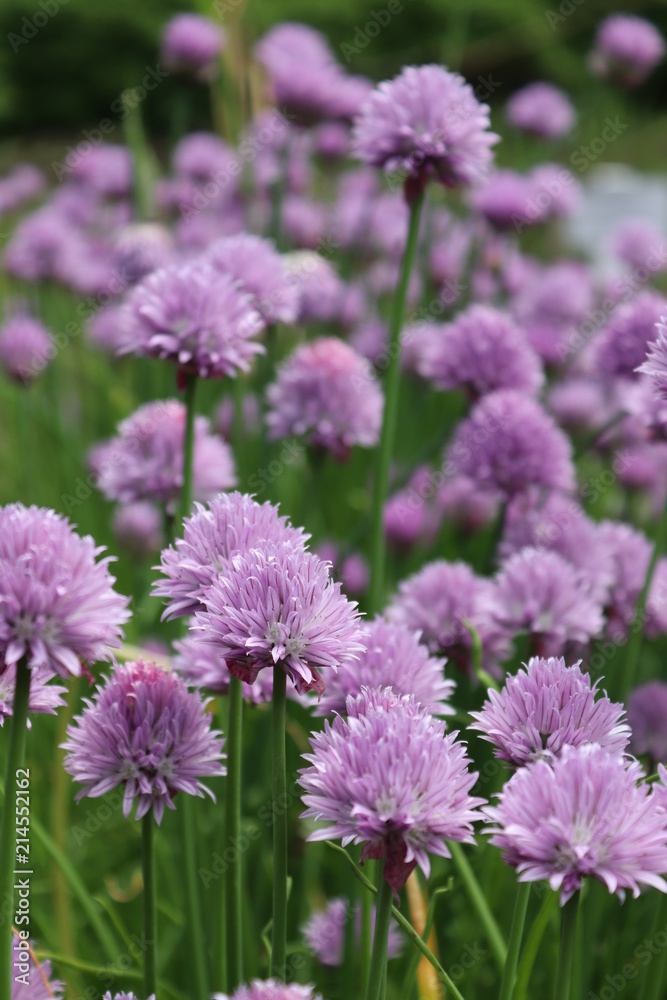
224 673 244 991
178 371 210 998
271 665 289 979
555 893 580 1000
142 812 157 999
368 191 424 613
364 864 393 1000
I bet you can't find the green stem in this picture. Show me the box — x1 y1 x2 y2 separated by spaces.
326 841 469 1000
360 882 373 985
364 868 393 1000
554 893 580 1000
0 660 31 997
142 813 157 1000
448 841 507 972
499 882 531 1000
179 374 198 527
369 192 424 614
224 675 244 991
644 892 667 1000
271 666 288 979
622 490 667 697
180 799 209 998
514 890 558 1000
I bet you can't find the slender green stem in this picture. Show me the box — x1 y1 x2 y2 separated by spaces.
0 660 31 997
179 374 198 527
643 892 667 1000
554 893 580 1000
271 666 288 979
499 882 531 1000
177 370 207 997
369 192 424 614
180 800 209 998
364 869 393 1000
326 841 468 1000
448 841 507 972
622 490 667 696
360 882 373 985
514 890 558 1000
142 814 157 1000
342 877 360 996
224 675 244 991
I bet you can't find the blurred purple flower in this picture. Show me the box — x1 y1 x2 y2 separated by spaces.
506 82 575 138
11 939 63 999
353 64 498 197
161 13 225 79
594 291 667 380
591 14 665 86
206 234 300 325
416 304 543 400
302 896 402 967
0 314 52 384
0 663 67 727
89 400 236 514
447 390 575 498
112 502 164 560
266 338 383 459
628 681 667 765
174 631 275 705
315 617 455 718
213 982 320 1000
119 261 264 378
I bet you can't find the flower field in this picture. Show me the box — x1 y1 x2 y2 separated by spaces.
1 7 667 1000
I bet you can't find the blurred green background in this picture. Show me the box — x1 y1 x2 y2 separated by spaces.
0 0 666 148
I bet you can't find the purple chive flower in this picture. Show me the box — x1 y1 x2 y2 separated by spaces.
315 618 455 718
594 291 667 380
628 681 667 765
487 548 604 656
548 377 612 433
119 261 264 379
172 132 239 187
69 145 133 200
314 121 351 159
255 23 370 125
0 164 45 217
302 896 402 967
282 195 330 250
154 491 308 621
529 163 581 221
511 259 594 365
435 474 500 533
613 219 667 273
0 663 67 727
591 14 665 87
597 521 667 640
339 552 369 597
638 317 667 396
112 222 174 285
499 491 614 605
384 467 441 550
353 64 498 198
206 234 300 325
213 982 321 1000
447 390 575 498
386 560 509 675
112 502 164 560
195 541 364 696
87 302 131 355
0 314 53 384
174 632 275 705
89 400 236 514
283 251 344 324
505 82 576 138
417 304 543 400
471 170 539 232
266 338 384 460
161 13 225 79
3 207 71 283
62 660 226 825
470 656 629 768
11 938 63 999
299 687 484 892
485 745 667 903
0 504 129 679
